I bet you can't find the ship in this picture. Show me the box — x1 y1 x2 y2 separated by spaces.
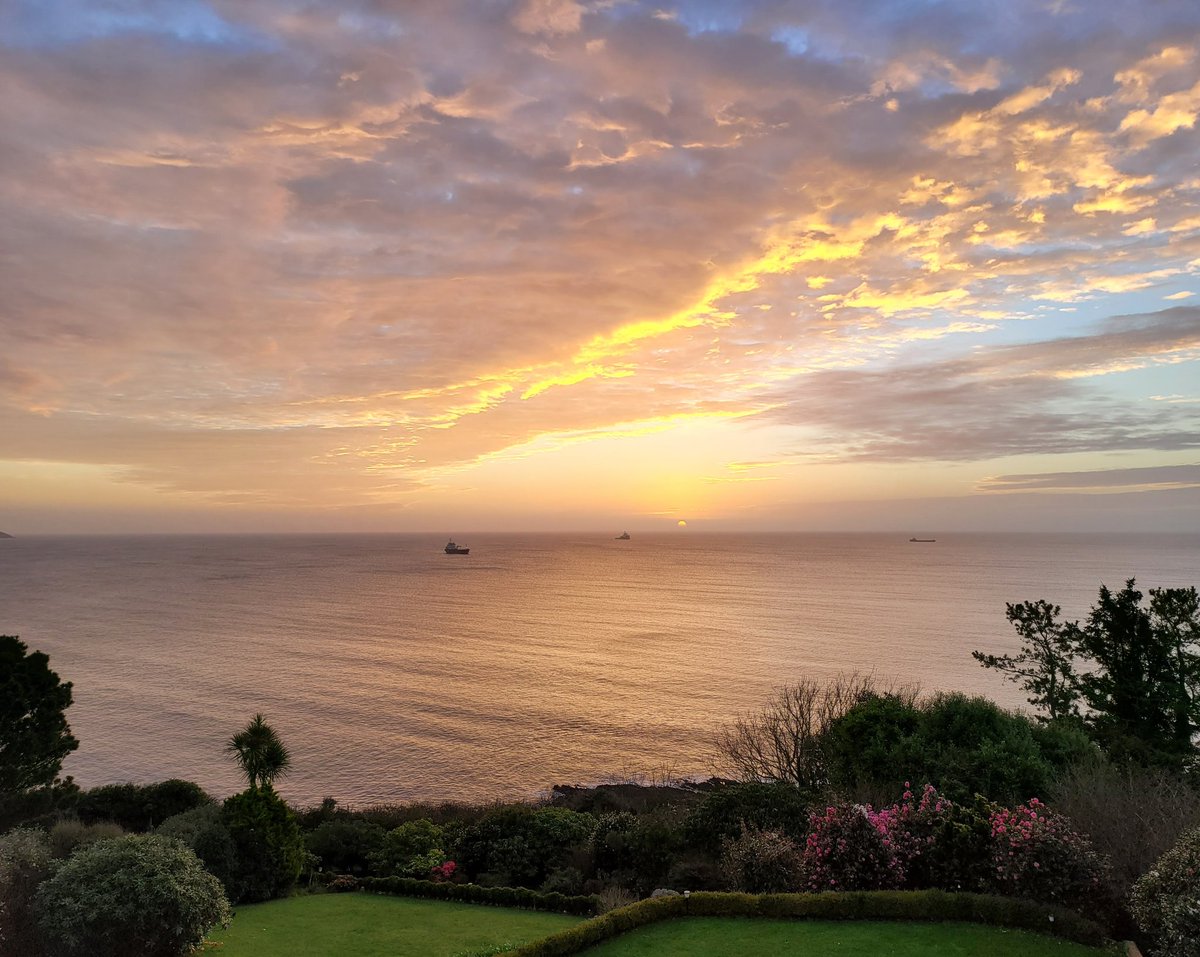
615 531 631 540
444 540 470 554
909 537 936 543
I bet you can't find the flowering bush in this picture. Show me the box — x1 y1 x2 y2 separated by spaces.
800 804 902 891
987 798 1109 914
369 819 446 878
1130 824 1200 957
719 827 803 893
430 860 457 882
868 784 993 892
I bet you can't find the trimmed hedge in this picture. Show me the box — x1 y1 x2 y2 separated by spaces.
359 876 598 916
501 890 1109 956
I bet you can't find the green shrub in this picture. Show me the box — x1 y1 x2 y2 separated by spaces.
720 827 803 893
825 693 1090 805
157 803 240 900
456 806 596 889
684 781 811 853
46 818 125 859
369 818 445 877
305 817 386 875
359 875 598 915
0 827 56 957
222 788 304 902
76 780 212 832
1130 824 1200 957
34 834 229 957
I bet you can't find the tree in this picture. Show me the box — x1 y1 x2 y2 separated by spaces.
0 636 79 816
221 788 305 902
226 713 291 792
1078 580 1196 765
715 673 909 792
972 600 1081 721
823 692 1092 804
34 835 230 957
974 580 1200 769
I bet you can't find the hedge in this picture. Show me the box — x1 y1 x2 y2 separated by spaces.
500 890 1109 956
359 877 598 916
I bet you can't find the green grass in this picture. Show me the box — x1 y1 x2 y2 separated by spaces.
207 893 583 957
575 918 1120 957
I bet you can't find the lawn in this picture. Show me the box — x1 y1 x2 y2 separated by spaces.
206 893 583 956
575 918 1120 957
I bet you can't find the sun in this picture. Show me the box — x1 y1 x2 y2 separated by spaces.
677 520 687 528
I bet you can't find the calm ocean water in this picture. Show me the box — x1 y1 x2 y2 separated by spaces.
1 532 1197 806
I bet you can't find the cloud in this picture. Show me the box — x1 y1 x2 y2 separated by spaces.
978 463 1200 491
0 1 1198 526
758 306 1200 463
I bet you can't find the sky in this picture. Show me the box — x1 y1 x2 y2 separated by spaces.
1 0 1199 534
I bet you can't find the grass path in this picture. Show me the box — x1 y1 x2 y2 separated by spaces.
206 893 582 957
575 918 1120 957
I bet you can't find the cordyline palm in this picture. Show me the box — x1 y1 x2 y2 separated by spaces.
226 713 291 792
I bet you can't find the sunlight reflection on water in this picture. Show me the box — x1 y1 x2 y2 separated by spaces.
2 531 1196 805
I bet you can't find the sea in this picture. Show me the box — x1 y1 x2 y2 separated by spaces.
1 532 1196 807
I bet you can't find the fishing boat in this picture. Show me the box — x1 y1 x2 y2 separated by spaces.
444 540 470 554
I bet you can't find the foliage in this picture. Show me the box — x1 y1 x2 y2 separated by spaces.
0 827 56 957
719 827 803 893
370 818 447 877
226 713 292 791
867 784 994 893
824 692 1088 804
47 818 125 859
157 803 241 900
1081 582 1200 766
987 798 1110 915
360 875 599 914
305 816 386 875
1050 759 1200 915
585 809 685 895
0 636 79 820
973 600 1081 721
715 673 907 791
974 580 1200 769
914 693 1086 803
683 781 811 853
76 779 212 831
34 834 230 957
800 803 903 892
222 788 305 903
456 806 597 889
1130 824 1200 957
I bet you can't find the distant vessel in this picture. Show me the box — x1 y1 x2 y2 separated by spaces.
444 540 470 555
909 537 936 543
0 531 12 539
615 531 631 540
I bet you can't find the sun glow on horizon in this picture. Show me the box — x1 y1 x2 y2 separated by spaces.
0 3 1198 534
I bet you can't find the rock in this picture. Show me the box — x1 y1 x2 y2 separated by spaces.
650 888 680 898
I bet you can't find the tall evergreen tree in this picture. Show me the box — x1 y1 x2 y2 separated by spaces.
0 636 79 801
975 580 1200 769
973 600 1081 722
